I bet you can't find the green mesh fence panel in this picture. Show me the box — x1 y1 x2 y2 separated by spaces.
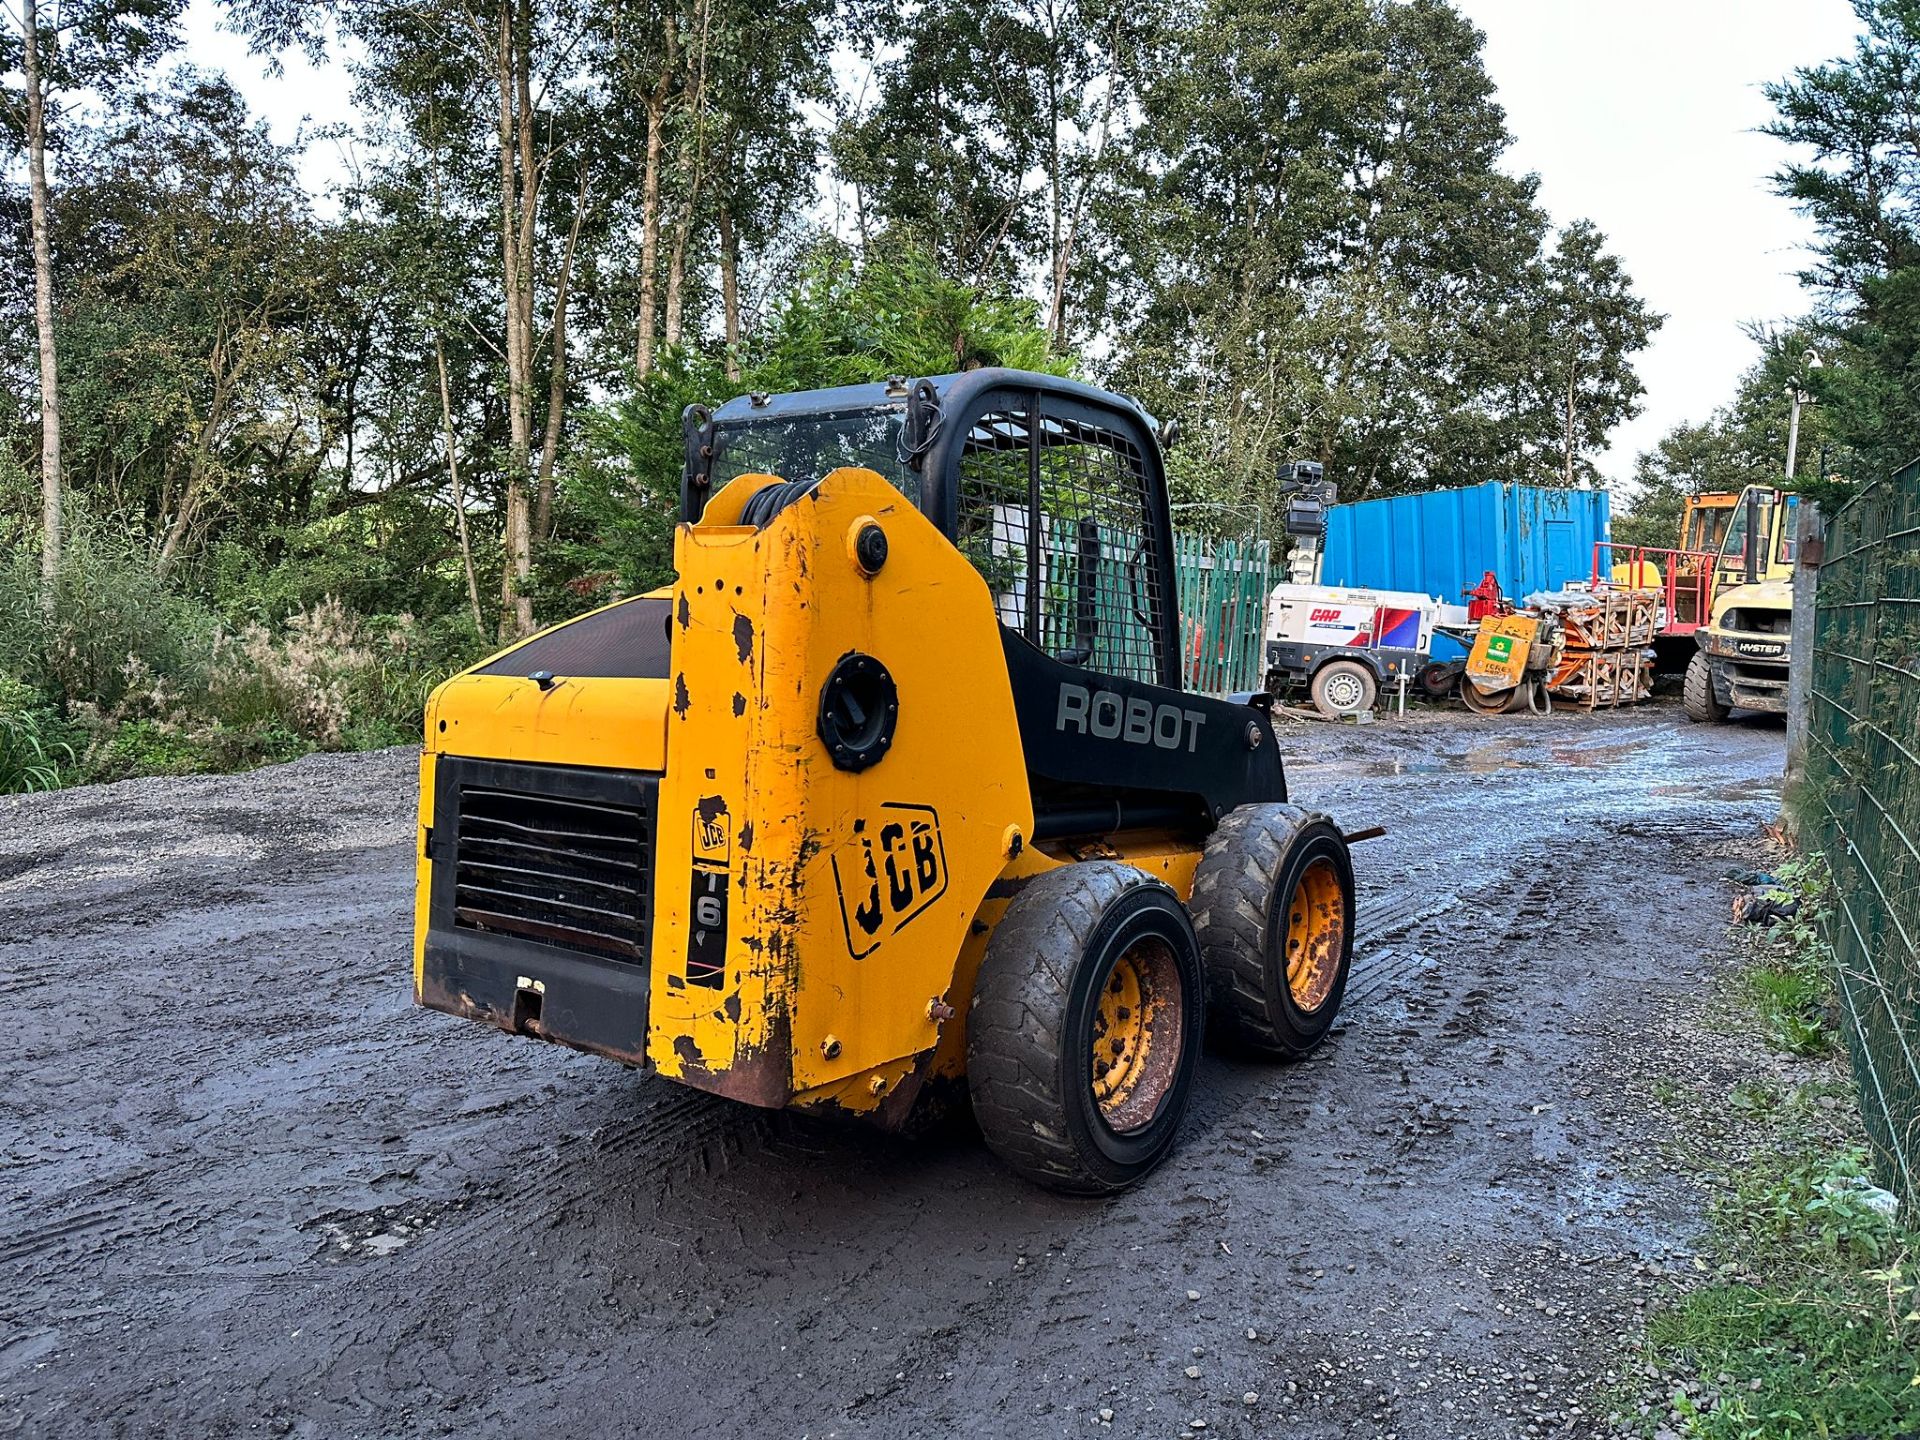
1808 462 1920 1206
1174 530 1272 696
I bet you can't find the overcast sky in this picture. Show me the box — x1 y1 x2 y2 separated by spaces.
183 0 1866 491
1454 0 1862 485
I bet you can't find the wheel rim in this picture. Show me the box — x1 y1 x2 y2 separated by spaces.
1322 669 1365 711
1090 936 1185 1134
1284 857 1346 1013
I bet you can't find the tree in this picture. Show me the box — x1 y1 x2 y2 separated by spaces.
831 0 1144 308
547 244 1065 607
1765 0 1920 487
3 0 185 606
1619 328 1836 547
1533 220 1663 488
1104 0 1656 528
233 0 602 637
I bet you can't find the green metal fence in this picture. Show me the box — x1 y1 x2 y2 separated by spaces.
1174 530 1272 695
1807 462 1920 1205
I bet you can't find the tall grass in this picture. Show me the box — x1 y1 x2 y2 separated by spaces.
0 509 484 790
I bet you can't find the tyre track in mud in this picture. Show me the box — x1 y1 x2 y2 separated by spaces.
0 706 1785 1438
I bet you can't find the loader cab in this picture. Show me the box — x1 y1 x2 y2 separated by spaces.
685 369 1183 690
1714 485 1797 589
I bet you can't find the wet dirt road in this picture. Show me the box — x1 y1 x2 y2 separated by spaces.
0 703 1784 1438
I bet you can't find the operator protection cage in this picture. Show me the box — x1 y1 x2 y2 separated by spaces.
677 370 1287 829
416 367 1290 1130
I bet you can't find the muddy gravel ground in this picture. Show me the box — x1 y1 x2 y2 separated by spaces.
0 701 1786 1439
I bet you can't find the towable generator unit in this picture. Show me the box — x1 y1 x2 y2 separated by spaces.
413 370 1356 1192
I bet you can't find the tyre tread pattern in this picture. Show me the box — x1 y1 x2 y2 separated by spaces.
1190 803 1342 1058
1683 652 1725 723
968 862 1170 1195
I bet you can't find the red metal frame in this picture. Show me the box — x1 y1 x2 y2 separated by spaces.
1591 542 1719 638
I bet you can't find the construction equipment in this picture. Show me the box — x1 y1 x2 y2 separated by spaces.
1682 493 1741 558
1459 611 1560 714
412 370 1358 1194
1685 483 1799 721
1263 583 1442 717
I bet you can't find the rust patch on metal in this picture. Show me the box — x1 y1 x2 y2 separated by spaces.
678 1006 793 1109
732 691 746 717
732 613 754 663
676 593 691 629
673 674 691 717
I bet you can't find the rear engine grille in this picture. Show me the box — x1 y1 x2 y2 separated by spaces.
446 764 655 964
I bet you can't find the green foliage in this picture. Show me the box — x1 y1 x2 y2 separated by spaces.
0 675 72 792
0 508 218 711
1744 859 1839 1058
544 246 1069 612
1111 0 1658 525
1640 1145 1920 1440
1620 328 1833 546
1760 1 1920 493
1621 856 1918 1440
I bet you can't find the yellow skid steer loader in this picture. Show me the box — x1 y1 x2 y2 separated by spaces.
413 370 1357 1192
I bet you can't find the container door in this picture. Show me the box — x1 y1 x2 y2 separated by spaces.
1544 518 1576 589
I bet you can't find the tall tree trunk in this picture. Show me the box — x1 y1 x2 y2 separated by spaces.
21 0 61 612
717 202 741 381
634 19 678 379
663 0 712 350
435 337 486 634
536 173 590 541
1563 364 1578 487
496 0 534 637
1048 19 1122 350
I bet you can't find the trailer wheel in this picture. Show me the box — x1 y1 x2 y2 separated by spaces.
1310 660 1377 718
1416 660 1460 699
968 863 1203 1194
1191 804 1354 1058
1683 652 1727 723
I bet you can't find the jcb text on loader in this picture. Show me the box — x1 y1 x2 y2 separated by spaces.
413 370 1358 1192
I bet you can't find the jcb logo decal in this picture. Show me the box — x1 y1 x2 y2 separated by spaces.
831 803 949 960
686 795 729 989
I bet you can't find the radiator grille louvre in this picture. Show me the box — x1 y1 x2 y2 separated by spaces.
451 776 653 964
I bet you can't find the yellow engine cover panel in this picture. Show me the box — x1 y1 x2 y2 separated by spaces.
1466 614 1537 688
649 467 1034 1111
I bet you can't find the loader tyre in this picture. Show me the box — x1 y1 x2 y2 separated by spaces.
1191 804 1354 1058
1310 659 1377 718
1683 652 1727 723
968 862 1203 1194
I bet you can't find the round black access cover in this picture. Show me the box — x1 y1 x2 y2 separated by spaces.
817 652 899 772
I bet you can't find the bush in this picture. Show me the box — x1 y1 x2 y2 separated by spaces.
0 492 485 791
0 675 73 792
0 514 219 712
204 600 480 748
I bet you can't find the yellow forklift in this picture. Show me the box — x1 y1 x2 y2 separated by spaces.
413 371 1358 1193
1684 483 1798 721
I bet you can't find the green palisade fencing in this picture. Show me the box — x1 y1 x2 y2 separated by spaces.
1174 531 1273 696
1807 461 1920 1207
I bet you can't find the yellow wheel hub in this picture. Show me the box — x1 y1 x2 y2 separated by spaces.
1090 937 1184 1133
1285 858 1346 1013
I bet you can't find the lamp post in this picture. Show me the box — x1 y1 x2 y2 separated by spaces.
1785 349 1823 480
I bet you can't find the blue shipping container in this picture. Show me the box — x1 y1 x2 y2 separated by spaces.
1318 481 1611 659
